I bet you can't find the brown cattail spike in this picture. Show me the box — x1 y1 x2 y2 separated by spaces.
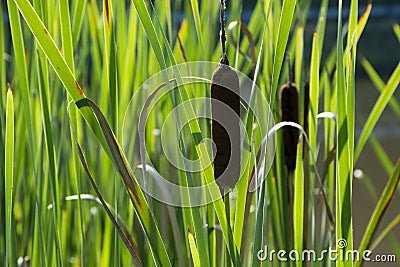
211 64 241 190
280 82 299 173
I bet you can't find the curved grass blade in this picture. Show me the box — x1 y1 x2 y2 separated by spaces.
355 160 400 267
68 118 143 267
264 121 334 228
74 98 172 267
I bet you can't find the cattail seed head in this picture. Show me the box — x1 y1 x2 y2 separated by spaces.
280 82 299 173
210 64 241 190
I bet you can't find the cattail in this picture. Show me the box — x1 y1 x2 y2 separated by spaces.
280 54 299 173
211 64 241 190
280 82 299 173
210 0 241 190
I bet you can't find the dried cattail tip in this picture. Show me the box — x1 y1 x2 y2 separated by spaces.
210 64 241 190
280 82 299 173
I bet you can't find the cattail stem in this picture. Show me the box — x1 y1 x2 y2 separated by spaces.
220 0 229 65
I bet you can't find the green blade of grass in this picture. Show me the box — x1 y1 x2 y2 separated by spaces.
189 0 204 57
368 135 394 175
308 31 319 172
345 2 358 215
234 25 266 253
251 168 267 267
7 0 55 265
295 25 303 123
355 62 400 161
59 0 75 72
293 140 304 267
5 86 16 267
188 229 201 267
359 55 400 119
316 0 329 58
370 215 400 251
358 170 400 256
335 1 353 266
131 0 166 69
58 0 85 265
0 2 5 113
307 32 320 252
6 0 36 175
0 6 5 252
36 50 63 267
355 160 400 267
270 0 297 100
71 0 87 48
101 2 120 264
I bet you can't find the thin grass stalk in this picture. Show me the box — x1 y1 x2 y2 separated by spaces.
71 0 87 48
102 1 121 264
0 7 5 262
308 32 320 253
58 0 86 265
293 140 304 267
36 49 63 267
335 1 354 266
5 86 16 267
